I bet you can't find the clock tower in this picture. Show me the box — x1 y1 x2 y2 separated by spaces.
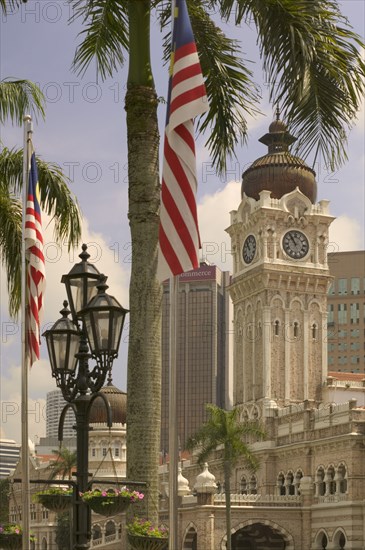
226 113 334 412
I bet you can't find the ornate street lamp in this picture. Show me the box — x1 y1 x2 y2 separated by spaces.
42 244 128 550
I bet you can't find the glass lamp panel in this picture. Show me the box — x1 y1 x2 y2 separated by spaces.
67 333 79 372
111 311 124 352
96 311 110 353
69 278 98 316
52 335 66 370
84 314 96 351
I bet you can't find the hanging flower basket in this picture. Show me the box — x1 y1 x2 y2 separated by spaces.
126 519 168 550
127 534 168 550
0 525 35 550
81 487 144 517
0 533 22 550
34 487 73 512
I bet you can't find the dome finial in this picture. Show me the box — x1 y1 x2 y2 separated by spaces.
276 104 280 121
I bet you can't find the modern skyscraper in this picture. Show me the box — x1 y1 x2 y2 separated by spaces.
327 250 365 373
46 389 75 439
0 439 20 478
160 263 231 453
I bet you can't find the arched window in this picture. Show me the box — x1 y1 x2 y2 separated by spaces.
249 475 257 495
321 534 328 549
337 464 347 493
286 471 295 495
105 521 116 537
240 475 248 495
277 473 285 496
274 320 280 336
92 525 102 540
339 532 346 549
294 322 299 338
312 323 317 339
326 466 336 495
316 467 325 496
294 470 303 495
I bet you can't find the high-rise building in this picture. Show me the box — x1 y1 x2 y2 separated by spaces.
327 250 365 373
35 389 77 454
161 264 231 452
0 439 20 478
46 389 75 439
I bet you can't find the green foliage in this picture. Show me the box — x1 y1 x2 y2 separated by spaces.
0 79 45 125
55 511 72 550
33 487 73 503
81 487 144 503
0 479 10 524
0 76 82 318
71 0 128 80
49 448 77 480
186 404 265 469
126 518 168 539
0 148 81 317
69 0 365 172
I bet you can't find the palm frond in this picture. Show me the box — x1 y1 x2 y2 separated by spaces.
0 148 82 317
0 148 82 249
0 0 22 14
186 404 265 469
235 0 365 170
70 0 128 80
0 79 45 125
0 191 22 317
161 2 261 174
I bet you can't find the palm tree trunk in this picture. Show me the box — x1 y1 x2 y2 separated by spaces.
125 0 161 524
224 460 232 550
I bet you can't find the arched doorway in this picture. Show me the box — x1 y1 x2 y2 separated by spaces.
183 526 198 550
231 523 287 549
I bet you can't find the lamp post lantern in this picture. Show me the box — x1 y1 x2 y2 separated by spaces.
43 244 128 550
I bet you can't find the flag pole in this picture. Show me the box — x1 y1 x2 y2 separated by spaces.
21 114 32 550
168 0 178 545
168 274 179 550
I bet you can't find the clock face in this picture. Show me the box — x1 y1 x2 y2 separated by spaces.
242 235 256 264
283 230 309 259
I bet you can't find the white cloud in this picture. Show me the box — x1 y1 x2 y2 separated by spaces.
328 215 364 252
198 180 240 272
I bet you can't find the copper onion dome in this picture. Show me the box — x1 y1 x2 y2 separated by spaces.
89 383 127 424
241 109 317 203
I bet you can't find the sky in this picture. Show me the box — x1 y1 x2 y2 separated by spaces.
0 1 364 445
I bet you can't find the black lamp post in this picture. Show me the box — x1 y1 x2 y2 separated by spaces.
43 244 128 550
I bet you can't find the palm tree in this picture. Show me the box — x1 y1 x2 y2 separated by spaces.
49 448 77 480
0 78 82 317
187 404 265 550
65 0 364 521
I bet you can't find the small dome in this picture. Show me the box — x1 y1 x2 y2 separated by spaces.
89 383 127 425
268 118 287 133
178 466 191 496
241 113 317 203
194 463 217 494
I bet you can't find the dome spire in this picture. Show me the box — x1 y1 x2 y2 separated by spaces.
258 110 296 154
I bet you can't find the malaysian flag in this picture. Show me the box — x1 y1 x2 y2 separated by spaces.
157 0 208 282
25 149 45 365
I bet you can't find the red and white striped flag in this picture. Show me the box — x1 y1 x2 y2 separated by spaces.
25 149 45 365
157 0 208 282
